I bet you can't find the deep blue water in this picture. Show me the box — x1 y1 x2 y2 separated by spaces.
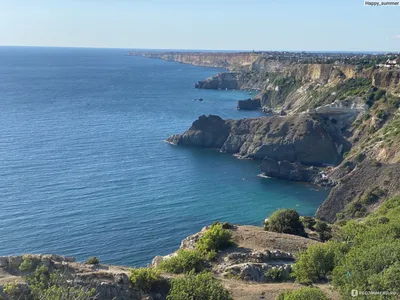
0 47 329 267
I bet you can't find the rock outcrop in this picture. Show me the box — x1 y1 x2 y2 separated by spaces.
237 98 261 110
260 158 319 182
167 114 345 166
0 254 168 300
195 72 239 90
316 160 400 222
152 225 316 283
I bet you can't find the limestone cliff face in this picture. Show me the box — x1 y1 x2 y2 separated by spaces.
167 114 344 166
195 72 239 89
372 69 400 96
129 51 260 69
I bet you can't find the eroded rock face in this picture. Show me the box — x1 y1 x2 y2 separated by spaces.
216 250 294 282
221 263 292 282
316 160 400 222
195 73 239 90
261 158 318 182
167 114 343 167
166 115 232 148
237 98 261 110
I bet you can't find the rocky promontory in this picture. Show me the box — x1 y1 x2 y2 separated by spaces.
167 114 347 167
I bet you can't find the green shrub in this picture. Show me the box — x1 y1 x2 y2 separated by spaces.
3 281 23 299
360 187 385 205
24 265 95 300
343 201 367 218
300 216 316 230
195 223 233 260
19 258 35 272
277 287 328 300
85 256 100 265
355 152 366 163
293 241 347 284
160 250 205 274
330 196 400 298
264 268 289 283
314 220 332 242
167 272 232 300
129 267 162 293
265 209 306 236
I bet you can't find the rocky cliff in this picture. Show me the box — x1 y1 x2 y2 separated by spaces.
167 114 348 167
135 51 400 223
129 51 261 69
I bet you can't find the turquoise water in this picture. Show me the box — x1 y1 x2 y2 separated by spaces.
0 47 329 266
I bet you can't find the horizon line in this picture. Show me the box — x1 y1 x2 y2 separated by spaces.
0 44 399 54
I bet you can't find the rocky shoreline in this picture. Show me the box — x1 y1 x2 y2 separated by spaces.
0 225 322 300
139 51 399 223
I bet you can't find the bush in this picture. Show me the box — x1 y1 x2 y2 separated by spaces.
265 209 306 236
300 216 316 230
360 187 385 205
19 258 35 272
85 256 100 265
167 272 231 300
24 265 95 300
314 221 332 242
195 223 233 260
355 152 366 163
3 281 23 299
129 267 161 293
160 250 205 274
277 287 328 300
264 268 289 283
331 198 400 298
293 242 347 284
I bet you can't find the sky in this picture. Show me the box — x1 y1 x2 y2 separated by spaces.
0 0 399 52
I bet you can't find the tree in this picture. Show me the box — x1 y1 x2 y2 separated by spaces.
265 209 306 236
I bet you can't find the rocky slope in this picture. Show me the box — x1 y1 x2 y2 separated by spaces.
167 114 350 178
146 51 400 222
0 225 338 300
0 254 169 300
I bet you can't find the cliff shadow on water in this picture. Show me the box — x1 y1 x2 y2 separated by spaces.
166 143 330 225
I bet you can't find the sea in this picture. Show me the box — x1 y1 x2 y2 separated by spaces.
0 47 329 267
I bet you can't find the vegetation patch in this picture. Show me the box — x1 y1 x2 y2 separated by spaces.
277 287 328 300
264 267 290 283
85 256 100 265
4 265 96 300
195 222 233 260
264 209 306 237
159 249 206 274
292 196 400 299
129 267 162 293
360 186 386 205
167 271 232 300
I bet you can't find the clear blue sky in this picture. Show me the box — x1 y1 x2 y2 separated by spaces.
1 0 399 51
